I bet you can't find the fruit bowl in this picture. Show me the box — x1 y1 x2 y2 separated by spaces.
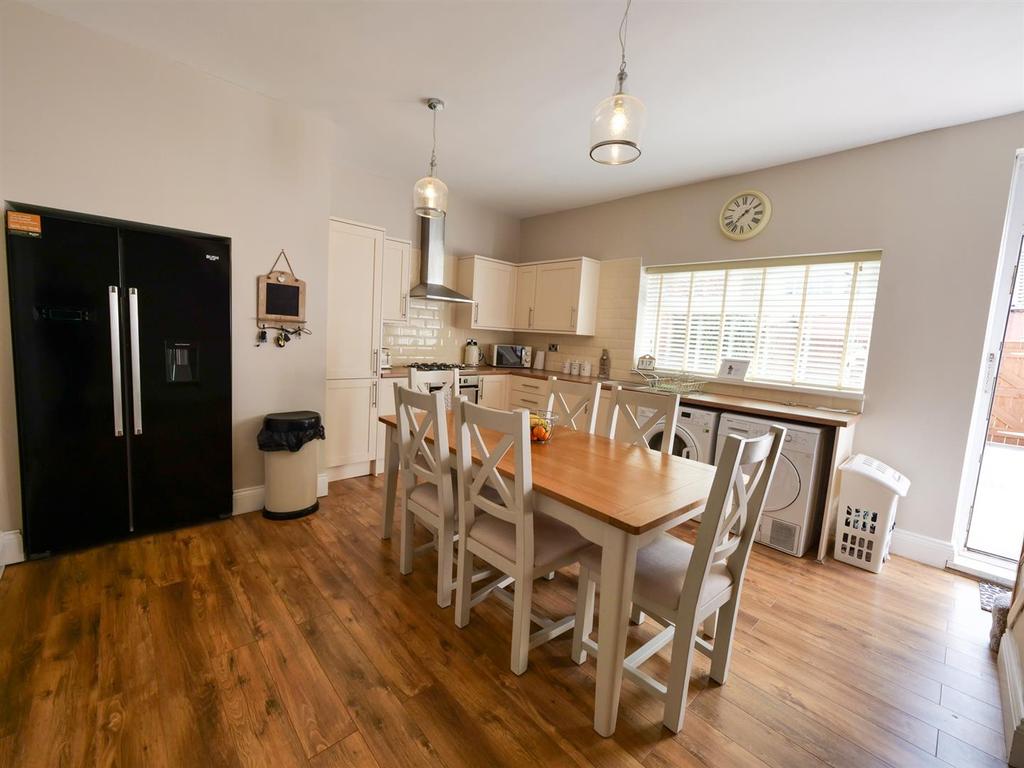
528 410 558 444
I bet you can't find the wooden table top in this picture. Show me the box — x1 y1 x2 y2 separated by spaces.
379 413 716 535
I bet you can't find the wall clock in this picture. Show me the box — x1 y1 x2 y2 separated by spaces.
719 190 772 240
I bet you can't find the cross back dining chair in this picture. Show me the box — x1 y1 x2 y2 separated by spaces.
395 384 458 608
607 386 680 452
408 367 460 410
571 425 785 732
452 397 589 675
545 376 602 433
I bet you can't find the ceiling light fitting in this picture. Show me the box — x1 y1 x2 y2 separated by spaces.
590 0 646 165
413 98 449 218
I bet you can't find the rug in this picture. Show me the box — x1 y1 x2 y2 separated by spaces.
980 580 1012 612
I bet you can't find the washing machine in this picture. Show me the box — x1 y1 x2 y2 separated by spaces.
638 405 720 464
715 413 825 557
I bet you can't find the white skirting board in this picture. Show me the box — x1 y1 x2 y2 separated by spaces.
887 527 956 569
0 530 25 577
232 473 329 516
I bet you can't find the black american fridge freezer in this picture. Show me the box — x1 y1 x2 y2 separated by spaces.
6 205 232 557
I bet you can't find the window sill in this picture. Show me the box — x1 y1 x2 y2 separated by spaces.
652 370 866 405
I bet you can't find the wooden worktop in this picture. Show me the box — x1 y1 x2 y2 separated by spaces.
381 366 860 428
379 412 715 535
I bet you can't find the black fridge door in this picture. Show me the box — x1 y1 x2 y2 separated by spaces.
6 213 130 556
121 229 231 533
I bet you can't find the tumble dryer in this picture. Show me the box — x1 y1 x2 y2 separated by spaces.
715 413 825 557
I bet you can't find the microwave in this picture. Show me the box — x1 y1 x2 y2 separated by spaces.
491 344 532 368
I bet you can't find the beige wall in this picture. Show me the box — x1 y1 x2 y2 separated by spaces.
332 164 520 262
0 3 334 531
521 113 1024 549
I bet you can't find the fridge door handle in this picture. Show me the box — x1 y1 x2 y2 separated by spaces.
128 288 143 435
108 286 124 437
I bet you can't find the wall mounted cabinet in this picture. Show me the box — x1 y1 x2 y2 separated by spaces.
456 255 516 330
514 265 537 330
529 259 599 335
458 256 600 336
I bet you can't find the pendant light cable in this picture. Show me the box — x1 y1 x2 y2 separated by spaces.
618 0 632 84
428 104 438 177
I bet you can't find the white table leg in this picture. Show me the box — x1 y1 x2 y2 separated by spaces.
594 528 638 737
380 425 399 539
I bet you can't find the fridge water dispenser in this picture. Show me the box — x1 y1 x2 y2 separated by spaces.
165 342 198 382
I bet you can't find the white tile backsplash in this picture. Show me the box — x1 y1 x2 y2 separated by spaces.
382 299 512 367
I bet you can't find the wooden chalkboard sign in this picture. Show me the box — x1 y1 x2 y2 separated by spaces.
258 251 306 323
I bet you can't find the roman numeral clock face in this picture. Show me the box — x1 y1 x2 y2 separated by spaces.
720 191 772 240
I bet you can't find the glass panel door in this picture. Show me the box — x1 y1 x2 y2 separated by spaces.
966 241 1024 561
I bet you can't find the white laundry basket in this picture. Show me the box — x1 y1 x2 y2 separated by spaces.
833 454 911 573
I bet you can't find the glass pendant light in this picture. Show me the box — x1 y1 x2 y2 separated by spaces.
413 98 449 218
590 0 646 165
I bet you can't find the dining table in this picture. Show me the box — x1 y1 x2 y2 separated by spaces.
377 412 717 737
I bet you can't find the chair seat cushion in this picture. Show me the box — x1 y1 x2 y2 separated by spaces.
468 512 588 569
408 481 456 515
578 534 733 609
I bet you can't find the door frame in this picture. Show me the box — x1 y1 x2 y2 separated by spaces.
953 149 1024 561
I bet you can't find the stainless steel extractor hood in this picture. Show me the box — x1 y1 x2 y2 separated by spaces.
409 216 474 304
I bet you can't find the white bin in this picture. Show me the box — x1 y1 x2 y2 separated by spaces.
833 454 911 573
258 410 324 520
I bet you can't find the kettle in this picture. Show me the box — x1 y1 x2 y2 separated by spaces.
463 338 481 367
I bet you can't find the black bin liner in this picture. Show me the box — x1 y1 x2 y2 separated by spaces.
257 410 325 452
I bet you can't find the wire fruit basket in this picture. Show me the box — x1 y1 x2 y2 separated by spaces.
528 410 558 444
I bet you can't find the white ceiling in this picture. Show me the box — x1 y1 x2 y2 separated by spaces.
30 0 1024 218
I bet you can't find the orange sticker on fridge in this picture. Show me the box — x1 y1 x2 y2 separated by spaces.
7 211 41 237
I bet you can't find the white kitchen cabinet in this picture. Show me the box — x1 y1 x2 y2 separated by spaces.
375 376 407 470
325 378 378 467
456 256 517 330
381 237 412 324
531 259 600 335
479 375 509 410
509 375 548 411
327 219 383 378
514 265 537 330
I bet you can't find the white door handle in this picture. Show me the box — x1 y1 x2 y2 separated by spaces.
128 288 143 435
108 287 124 437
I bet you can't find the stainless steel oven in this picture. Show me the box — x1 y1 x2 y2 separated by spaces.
457 375 480 404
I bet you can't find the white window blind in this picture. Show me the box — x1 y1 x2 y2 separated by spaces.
640 253 881 392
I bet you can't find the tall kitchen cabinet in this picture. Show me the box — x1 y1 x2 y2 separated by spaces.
325 219 384 476
381 237 412 323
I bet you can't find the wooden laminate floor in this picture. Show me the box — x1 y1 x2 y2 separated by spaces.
0 475 1007 768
